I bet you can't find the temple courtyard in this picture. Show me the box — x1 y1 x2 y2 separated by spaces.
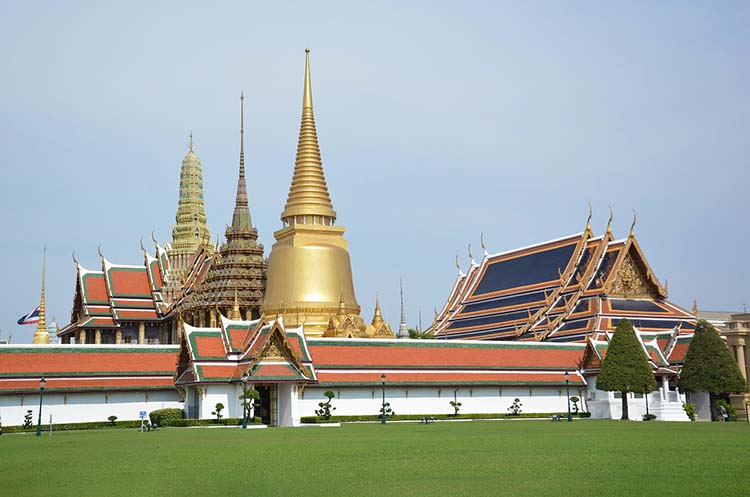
2 420 746 497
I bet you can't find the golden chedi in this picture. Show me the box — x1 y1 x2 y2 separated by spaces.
262 49 366 337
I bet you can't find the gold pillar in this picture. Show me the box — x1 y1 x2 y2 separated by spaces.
95 329 102 344
115 329 122 344
209 309 217 328
138 323 145 344
79 330 87 344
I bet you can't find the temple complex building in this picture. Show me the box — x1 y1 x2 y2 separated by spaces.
431 211 696 343
171 94 267 326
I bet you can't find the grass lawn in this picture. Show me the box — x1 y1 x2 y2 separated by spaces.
1 420 747 497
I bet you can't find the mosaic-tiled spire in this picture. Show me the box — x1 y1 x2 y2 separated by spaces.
172 134 211 251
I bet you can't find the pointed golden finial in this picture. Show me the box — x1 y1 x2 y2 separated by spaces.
692 299 698 316
664 279 669 297
232 287 241 320
372 292 384 327
433 307 439 323
337 285 347 319
455 254 463 275
280 48 336 223
33 246 50 344
586 202 593 233
468 243 475 265
140 237 146 253
629 209 637 238
480 232 488 257
188 131 194 153
606 206 614 236
151 230 158 244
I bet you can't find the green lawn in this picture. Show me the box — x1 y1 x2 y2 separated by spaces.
1 420 747 497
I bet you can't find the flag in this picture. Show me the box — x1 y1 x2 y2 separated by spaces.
17 306 40 325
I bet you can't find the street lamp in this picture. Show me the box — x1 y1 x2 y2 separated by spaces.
36 377 46 437
241 371 249 430
644 382 650 418
381 373 387 425
564 371 572 422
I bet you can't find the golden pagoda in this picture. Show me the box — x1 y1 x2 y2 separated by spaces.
33 247 50 345
262 49 366 337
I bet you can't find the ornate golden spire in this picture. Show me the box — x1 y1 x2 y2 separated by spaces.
629 209 637 238
33 246 50 344
606 206 614 236
280 49 337 223
232 287 241 320
371 293 384 327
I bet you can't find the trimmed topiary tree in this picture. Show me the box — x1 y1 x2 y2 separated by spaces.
315 390 336 420
596 318 656 420
678 320 746 419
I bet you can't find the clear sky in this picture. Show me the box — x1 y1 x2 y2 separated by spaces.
1 1 748 343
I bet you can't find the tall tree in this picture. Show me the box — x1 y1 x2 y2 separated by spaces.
678 320 746 413
597 318 657 420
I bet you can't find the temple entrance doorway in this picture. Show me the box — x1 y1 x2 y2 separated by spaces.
255 384 277 426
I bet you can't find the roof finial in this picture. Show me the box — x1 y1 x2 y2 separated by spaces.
399 278 408 338
303 48 312 109
586 202 593 233
372 292 384 327
606 206 614 236
33 246 49 344
72 251 79 265
98 244 104 258
691 299 698 316
480 232 488 257
188 131 194 153
455 254 464 276
629 209 637 238
140 237 146 253
151 230 158 244
468 243 476 266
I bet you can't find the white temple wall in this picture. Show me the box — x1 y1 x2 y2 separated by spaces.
298 386 579 418
198 384 242 420
0 390 182 427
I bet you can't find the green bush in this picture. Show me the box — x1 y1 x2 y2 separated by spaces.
683 402 696 421
300 412 591 424
149 408 185 427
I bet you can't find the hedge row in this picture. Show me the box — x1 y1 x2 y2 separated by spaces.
149 408 184 427
169 417 262 427
300 412 592 424
3 420 143 433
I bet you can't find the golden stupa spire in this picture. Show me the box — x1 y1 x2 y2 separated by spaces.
371 292 384 327
33 246 50 344
232 287 241 320
280 48 337 224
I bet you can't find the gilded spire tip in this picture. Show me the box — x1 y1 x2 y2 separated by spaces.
606 206 613 236
629 209 637 238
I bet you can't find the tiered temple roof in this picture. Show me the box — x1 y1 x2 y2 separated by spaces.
432 212 696 342
59 244 170 342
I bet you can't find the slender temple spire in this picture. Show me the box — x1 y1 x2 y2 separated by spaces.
231 92 252 231
280 48 337 224
33 246 50 344
399 279 408 337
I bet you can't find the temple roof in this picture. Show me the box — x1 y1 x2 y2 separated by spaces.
433 217 694 342
0 344 178 393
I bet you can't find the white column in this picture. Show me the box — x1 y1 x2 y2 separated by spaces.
662 376 669 401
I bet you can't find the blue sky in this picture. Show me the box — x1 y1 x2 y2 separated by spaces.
1 1 748 342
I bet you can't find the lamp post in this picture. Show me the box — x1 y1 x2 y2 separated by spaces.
381 373 387 425
644 382 650 418
564 371 572 422
36 377 46 437
241 371 249 430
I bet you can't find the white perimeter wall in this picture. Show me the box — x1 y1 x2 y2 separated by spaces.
299 385 585 418
0 390 182 426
